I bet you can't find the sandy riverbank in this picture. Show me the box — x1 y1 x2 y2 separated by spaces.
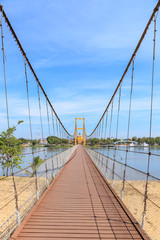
110 180 160 240
0 176 47 237
0 178 159 240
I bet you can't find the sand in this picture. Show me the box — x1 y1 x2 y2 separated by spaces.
0 177 159 240
0 176 47 238
111 180 160 240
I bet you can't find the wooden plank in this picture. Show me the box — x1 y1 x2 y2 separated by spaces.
10 145 150 240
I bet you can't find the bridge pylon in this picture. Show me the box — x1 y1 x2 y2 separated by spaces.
75 118 85 146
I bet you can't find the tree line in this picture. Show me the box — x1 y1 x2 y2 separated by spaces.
131 136 160 145
87 137 160 146
18 138 40 146
1 121 160 176
18 136 70 145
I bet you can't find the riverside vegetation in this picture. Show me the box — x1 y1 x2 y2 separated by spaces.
86 136 160 146
0 122 72 176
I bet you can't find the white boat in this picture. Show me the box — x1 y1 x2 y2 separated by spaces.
142 142 149 147
129 143 135 147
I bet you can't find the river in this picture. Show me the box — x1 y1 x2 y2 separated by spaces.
95 146 160 179
0 146 69 176
1 146 160 179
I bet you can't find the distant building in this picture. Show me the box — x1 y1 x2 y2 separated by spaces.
40 139 48 145
22 142 31 147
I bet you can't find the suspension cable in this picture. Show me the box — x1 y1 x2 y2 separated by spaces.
121 59 135 200
0 12 9 128
109 100 114 139
142 12 158 228
37 83 44 139
51 111 55 136
87 0 160 137
112 84 122 183
24 59 33 140
127 61 134 142
56 117 59 137
116 85 122 141
46 100 51 137
98 121 101 139
101 117 104 139
24 58 36 165
0 5 72 137
104 111 108 139
37 82 45 158
59 121 61 138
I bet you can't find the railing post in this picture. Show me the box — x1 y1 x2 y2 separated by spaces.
111 148 116 186
95 154 97 165
63 153 64 165
105 157 108 179
45 161 49 188
98 153 101 166
60 153 62 167
95 151 98 165
57 157 58 174
35 169 39 200
64 151 66 165
142 178 148 228
101 155 103 168
121 165 126 200
105 146 110 179
52 158 54 180
111 162 115 186
98 154 100 167
142 152 151 228
12 172 20 226
102 155 105 175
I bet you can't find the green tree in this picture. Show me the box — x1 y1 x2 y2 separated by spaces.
47 136 62 145
113 138 119 143
137 138 143 144
146 137 155 145
61 139 69 144
90 138 99 146
155 137 160 145
31 140 39 146
90 139 95 146
137 137 146 144
132 136 137 142
0 121 24 176
106 138 113 144
18 138 28 144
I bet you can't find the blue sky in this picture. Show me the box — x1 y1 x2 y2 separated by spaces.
0 0 160 139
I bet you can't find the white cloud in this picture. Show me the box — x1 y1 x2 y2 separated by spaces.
0 0 160 138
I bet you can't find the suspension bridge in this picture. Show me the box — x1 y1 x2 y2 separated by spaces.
0 1 160 240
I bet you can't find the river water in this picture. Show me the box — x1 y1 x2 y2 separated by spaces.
0 147 69 176
95 146 160 179
21 146 67 167
1 146 160 179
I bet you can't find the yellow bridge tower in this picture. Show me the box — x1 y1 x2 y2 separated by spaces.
75 118 85 146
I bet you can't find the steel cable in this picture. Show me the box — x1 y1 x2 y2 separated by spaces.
142 13 158 228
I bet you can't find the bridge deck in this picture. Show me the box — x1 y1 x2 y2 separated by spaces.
10 145 149 240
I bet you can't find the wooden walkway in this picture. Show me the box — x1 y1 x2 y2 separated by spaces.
10 145 149 240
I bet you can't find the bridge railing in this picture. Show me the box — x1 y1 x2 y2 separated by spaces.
85 147 160 240
0 146 77 240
